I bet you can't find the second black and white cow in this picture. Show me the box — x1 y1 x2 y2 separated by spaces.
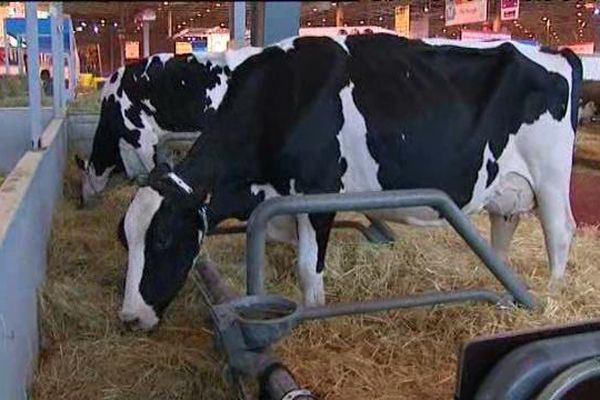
76 48 261 206
118 34 582 331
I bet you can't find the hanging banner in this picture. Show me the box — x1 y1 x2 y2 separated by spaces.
394 5 410 38
461 29 511 41
410 16 429 39
500 0 519 21
445 0 488 27
125 41 140 59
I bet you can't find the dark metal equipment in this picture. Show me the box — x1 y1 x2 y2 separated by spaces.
456 319 600 400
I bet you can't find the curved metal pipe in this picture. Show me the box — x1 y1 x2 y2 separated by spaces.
244 189 536 309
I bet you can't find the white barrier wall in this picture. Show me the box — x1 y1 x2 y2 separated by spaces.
0 118 66 399
0 107 54 174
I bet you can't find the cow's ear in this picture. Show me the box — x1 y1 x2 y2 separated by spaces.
74 154 86 171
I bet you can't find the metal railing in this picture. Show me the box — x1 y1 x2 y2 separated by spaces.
245 188 536 310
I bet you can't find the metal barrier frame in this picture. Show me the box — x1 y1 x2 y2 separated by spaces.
245 188 537 310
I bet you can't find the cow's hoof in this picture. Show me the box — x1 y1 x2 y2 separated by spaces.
547 277 566 294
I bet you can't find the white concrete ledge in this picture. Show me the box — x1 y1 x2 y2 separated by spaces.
0 117 66 400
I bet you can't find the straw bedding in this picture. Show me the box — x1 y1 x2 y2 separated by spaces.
32 157 600 400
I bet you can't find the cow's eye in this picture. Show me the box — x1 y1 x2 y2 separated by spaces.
155 233 172 250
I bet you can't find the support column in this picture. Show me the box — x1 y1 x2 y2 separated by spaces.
229 1 246 49
50 2 64 118
168 10 172 37
250 1 300 47
335 4 344 27
17 36 23 75
143 21 150 57
3 19 9 74
25 1 42 150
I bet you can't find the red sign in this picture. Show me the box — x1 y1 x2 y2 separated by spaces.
500 0 520 21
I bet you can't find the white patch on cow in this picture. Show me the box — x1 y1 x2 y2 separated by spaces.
224 46 263 71
250 184 297 244
206 72 228 111
337 83 442 226
119 187 163 330
181 79 186 86
296 213 325 306
462 143 496 215
141 99 156 112
276 37 297 51
338 84 382 193
101 68 124 100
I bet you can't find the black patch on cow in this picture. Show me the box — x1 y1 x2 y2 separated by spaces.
344 34 571 207
89 95 131 174
561 49 583 132
309 214 335 273
486 159 499 188
110 72 118 83
117 215 127 249
140 198 201 316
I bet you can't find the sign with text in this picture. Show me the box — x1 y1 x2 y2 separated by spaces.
125 41 140 59
500 0 519 21
461 29 511 41
394 5 410 38
560 42 595 55
175 41 192 55
445 0 488 27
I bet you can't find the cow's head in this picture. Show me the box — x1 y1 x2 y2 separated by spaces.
118 163 208 331
75 155 114 207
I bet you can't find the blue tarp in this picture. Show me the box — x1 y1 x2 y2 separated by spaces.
4 18 72 53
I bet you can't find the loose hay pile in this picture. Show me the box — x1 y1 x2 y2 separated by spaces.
33 158 600 400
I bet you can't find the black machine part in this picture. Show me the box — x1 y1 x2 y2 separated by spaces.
474 330 600 400
455 319 600 400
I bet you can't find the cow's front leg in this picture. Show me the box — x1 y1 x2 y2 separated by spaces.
296 213 335 306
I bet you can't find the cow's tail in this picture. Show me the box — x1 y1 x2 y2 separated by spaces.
559 47 584 133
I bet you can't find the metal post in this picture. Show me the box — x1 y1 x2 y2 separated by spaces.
109 27 114 73
17 36 23 75
50 2 63 118
249 2 264 47
229 1 246 49
262 1 300 46
245 189 536 309
26 1 42 150
168 10 172 37
3 19 9 75
143 21 150 58
69 24 76 102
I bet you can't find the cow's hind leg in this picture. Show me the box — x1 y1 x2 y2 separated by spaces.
296 213 335 306
535 184 576 283
489 213 520 265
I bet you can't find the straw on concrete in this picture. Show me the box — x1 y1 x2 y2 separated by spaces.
32 151 600 400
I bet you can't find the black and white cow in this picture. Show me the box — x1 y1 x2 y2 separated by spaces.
117 34 582 331
75 48 262 206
